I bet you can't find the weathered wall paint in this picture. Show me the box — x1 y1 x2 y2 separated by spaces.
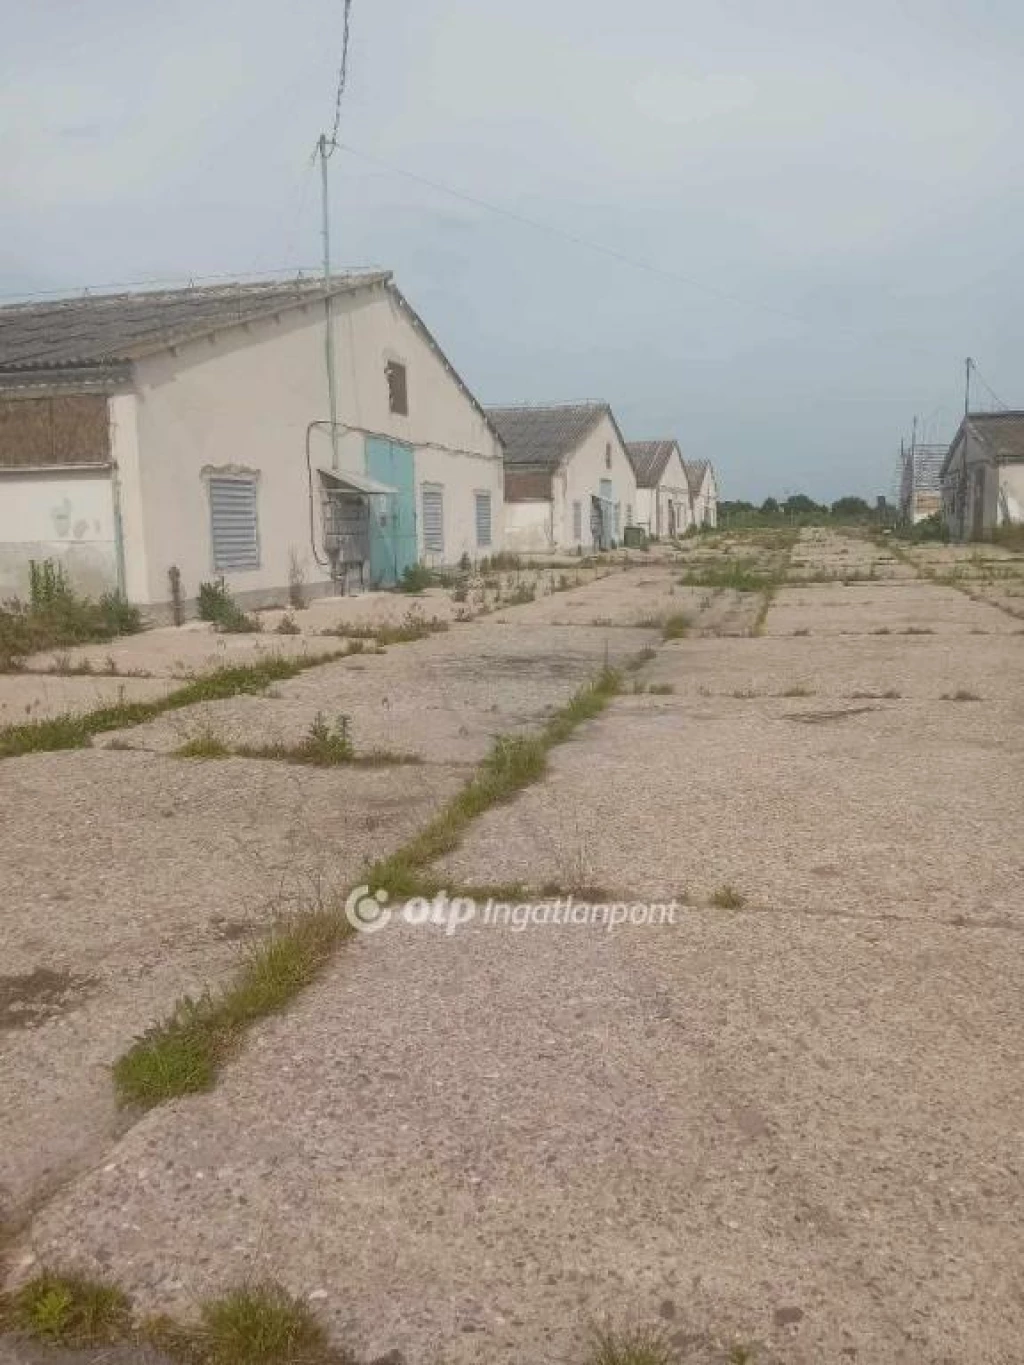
0 468 117 599
504 500 553 553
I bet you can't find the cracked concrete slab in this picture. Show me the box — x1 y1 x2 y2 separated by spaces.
6 529 1024 1365
0 749 464 1223
93 624 657 764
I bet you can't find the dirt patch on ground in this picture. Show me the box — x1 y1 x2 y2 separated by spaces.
0 970 96 1033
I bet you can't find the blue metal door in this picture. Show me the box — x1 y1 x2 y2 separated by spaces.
364 438 417 586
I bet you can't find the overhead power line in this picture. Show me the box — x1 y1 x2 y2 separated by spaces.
337 142 821 332
335 141 960 361
970 361 1009 412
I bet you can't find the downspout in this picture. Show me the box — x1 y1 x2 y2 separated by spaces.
107 395 127 597
110 462 127 598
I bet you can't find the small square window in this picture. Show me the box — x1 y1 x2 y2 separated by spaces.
386 361 408 416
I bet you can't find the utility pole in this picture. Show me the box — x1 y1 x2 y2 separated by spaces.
964 357 973 420
319 133 340 471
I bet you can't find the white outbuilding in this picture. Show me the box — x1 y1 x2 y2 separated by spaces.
486 402 638 553
684 459 719 529
626 440 694 538
0 273 505 609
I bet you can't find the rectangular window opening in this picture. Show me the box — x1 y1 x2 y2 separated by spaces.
386 361 409 416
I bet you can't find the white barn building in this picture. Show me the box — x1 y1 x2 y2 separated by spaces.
626 440 694 538
0 273 504 608
941 412 1024 540
486 403 638 553
684 459 719 529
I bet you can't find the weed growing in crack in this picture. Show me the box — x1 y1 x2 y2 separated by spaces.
711 884 746 910
113 908 350 1107
0 653 347 760
176 730 232 759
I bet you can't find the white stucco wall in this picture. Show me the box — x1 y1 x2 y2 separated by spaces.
0 467 118 600
634 487 655 533
414 443 504 565
998 463 1024 525
504 500 553 553
129 283 503 604
551 414 638 551
635 447 692 537
692 467 719 528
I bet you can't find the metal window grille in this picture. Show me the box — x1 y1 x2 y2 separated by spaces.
422 484 444 555
474 491 492 548
209 476 259 571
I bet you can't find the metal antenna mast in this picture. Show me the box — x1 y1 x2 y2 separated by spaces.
964 357 973 419
318 134 340 471
317 0 354 473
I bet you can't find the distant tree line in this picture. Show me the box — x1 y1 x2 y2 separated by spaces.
718 495 890 528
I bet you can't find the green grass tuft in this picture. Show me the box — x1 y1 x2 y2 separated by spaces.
661 613 690 640
7 1272 132 1347
176 731 232 759
587 1326 675 1365
0 713 92 757
198 1285 329 1365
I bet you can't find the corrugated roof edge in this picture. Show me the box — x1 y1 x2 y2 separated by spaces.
0 364 131 394
0 273 390 373
124 271 392 364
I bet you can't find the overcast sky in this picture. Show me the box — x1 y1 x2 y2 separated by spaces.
3 0 1023 501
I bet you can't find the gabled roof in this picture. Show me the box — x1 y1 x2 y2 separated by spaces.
683 458 712 497
626 439 683 489
0 273 387 388
942 412 1024 477
485 402 615 472
0 274 505 447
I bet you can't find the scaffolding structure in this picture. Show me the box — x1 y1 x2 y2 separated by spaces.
899 442 946 525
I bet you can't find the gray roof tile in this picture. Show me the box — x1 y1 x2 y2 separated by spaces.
0 273 388 378
967 412 1024 462
683 458 711 497
627 439 679 488
485 403 609 472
